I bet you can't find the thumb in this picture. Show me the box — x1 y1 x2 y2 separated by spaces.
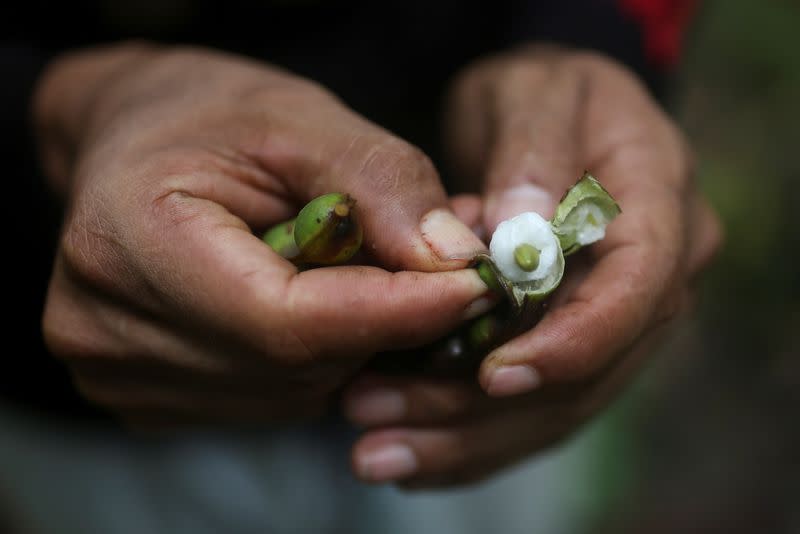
268 102 486 272
320 135 487 271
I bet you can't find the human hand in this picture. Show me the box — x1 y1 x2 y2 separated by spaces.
343 48 722 486
35 43 490 426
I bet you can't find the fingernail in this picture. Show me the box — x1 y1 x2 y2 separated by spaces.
486 365 541 397
463 295 495 320
485 184 555 232
420 208 487 262
344 388 406 424
357 444 418 482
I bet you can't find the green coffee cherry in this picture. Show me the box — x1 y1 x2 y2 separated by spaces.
293 193 363 265
262 192 363 266
262 219 300 259
466 313 501 350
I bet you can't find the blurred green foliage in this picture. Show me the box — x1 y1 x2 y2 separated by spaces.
681 0 799 372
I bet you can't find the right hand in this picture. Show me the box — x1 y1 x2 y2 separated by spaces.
35 43 489 426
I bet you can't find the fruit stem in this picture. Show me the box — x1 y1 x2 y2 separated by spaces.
333 202 350 218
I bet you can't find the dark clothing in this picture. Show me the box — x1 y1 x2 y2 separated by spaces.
1 0 692 417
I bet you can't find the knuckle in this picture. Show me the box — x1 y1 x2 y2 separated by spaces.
148 188 208 233
500 58 554 88
357 138 439 194
245 77 342 113
495 128 574 174
365 138 434 175
568 50 644 89
59 209 124 292
566 49 619 72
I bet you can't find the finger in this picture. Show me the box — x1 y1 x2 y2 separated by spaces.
443 58 496 192
46 279 347 420
44 260 247 375
480 166 687 396
482 59 587 232
134 194 490 360
350 316 671 487
342 362 610 429
448 194 482 228
247 95 486 271
351 410 566 486
342 374 485 427
449 193 487 242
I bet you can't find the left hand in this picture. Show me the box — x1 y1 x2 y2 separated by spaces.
342 47 722 487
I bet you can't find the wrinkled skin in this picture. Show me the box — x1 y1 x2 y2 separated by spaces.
35 44 489 428
343 48 723 487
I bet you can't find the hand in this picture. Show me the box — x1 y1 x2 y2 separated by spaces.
343 47 722 486
35 43 490 426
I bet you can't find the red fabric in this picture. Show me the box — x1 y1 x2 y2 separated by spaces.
618 0 698 68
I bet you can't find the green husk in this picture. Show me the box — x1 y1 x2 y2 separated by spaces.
262 219 300 259
551 172 621 256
